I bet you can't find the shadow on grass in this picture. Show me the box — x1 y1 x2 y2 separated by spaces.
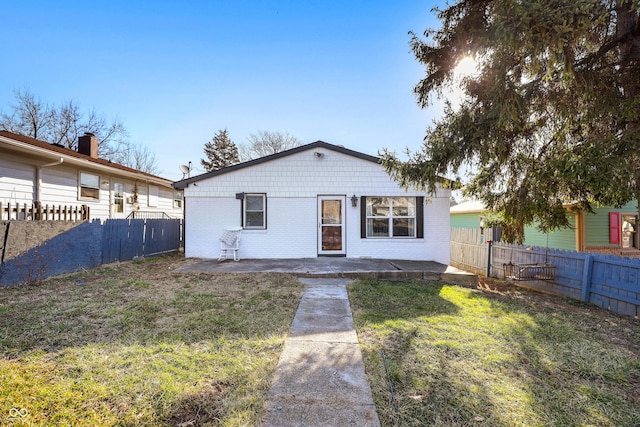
0 258 305 425
0 267 303 356
349 278 640 426
165 381 230 426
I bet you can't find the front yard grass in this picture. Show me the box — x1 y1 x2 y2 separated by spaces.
0 255 304 426
349 279 640 427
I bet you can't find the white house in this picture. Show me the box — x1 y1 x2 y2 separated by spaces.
174 141 451 264
0 130 183 221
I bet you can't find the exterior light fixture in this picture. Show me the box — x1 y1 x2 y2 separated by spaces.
351 195 358 207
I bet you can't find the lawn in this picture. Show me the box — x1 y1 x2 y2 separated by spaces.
0 255 304 426
349 279 640 427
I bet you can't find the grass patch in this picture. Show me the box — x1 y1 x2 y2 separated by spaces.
349 279 640 427
0 254 304 426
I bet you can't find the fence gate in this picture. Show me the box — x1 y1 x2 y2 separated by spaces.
101 218 183 263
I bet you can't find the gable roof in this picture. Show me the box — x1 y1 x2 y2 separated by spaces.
173 141 381 189
0 130 173 186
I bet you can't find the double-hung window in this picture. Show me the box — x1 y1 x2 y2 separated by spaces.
174 191 183 208
79 172 100 201
244 193 266 229
365 197 418 238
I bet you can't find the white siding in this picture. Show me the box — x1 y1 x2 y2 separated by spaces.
184 148 451 263
1 150 183 220
0 154 35 204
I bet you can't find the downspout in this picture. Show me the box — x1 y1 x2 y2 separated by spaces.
36 158 64 206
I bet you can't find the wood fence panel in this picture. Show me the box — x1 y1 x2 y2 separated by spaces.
144 219 181 256
1 202 89 221
590 256 640 318
450 228 488 274
102 219 144 262
451 226 639 318
122 220 145 260
101 220 119 263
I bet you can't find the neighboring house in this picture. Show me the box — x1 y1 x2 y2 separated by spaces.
1 130 183 221
174 141 451 263
451 199 640 255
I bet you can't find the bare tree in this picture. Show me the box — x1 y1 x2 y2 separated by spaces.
115 143 160 175
238 130 301 161
0 89 52 140
0 89 158 174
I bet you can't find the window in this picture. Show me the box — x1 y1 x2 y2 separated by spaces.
366 197 416 237
79 172 100 201
174 190 183 208
244 194 266 229
113 182 124 213
622 214 637 248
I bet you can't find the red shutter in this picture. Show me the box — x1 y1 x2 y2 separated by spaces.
609 212 621 244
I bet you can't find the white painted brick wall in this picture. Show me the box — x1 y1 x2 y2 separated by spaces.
184 147 451 262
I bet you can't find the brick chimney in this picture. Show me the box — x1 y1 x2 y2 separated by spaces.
78 132 99 159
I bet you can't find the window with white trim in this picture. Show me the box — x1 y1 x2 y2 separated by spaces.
79 171 100 201
244 193 266 229
366 197 416 237
174 191 183 208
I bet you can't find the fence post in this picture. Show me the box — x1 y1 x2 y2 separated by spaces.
581 253 594 303
486 240 493 278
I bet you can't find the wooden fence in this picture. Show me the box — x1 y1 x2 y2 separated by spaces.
450 227 489 275
102 218 183 262
450 227 640 319
0 218 183 287
1 202 90 221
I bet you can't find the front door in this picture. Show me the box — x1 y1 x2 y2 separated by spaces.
318 196 346 256
111 181 126 218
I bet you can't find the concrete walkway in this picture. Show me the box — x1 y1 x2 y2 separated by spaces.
261 278 380 427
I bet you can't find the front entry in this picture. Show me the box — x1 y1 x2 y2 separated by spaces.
318 196 346 256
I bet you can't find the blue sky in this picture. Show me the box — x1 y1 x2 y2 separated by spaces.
1 1 444 181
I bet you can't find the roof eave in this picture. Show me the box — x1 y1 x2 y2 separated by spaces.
173 141 381 189
1 133 173 187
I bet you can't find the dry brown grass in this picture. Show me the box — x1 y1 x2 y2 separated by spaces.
0 254 304 426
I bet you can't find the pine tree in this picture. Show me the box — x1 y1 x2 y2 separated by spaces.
382 0 640 243
201 129 239 172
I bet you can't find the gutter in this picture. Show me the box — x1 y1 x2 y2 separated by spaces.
1 135 172 187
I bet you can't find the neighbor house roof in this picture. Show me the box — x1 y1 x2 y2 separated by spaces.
173 141 381 189
0 130 174 186
450 200 487 213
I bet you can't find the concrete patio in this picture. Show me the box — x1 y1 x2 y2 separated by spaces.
176 257 477 286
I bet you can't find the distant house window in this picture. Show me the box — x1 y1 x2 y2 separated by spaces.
113 182 124 213
244 194 266 229
79 172 100 201
174 191 183 208
148 185 158 207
